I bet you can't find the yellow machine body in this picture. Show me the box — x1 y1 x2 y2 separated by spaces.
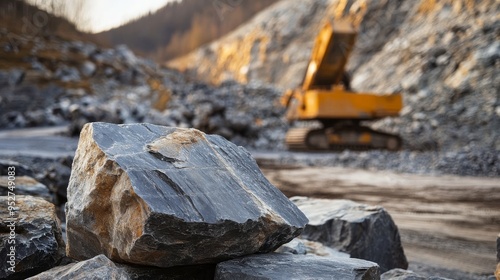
285 87 402 121
283 19 403 150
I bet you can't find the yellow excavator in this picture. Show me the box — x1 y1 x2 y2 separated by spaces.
281 19 403 151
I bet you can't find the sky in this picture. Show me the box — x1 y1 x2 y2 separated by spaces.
27 0 176 33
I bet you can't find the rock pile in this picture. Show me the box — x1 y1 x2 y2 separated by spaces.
0 29 287 151
1 122 421 279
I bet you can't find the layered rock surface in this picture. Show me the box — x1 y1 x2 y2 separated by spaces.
0 176 52 202
214 253 380 280
0 196 65 279
292 197 407 272
66 122 307 267
381 268 452 280
27 255 129 280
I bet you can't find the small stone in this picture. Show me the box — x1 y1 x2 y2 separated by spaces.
292 197 408 273
301 239 350 258
275 238 307 255
54 66 80 82
0 160 33 177
0 196 65 279
381 268 425 280
116 45 138 65
80 61 96 77
497 233 500 262
215 253 380 280
66 123 307 267
0 176 52 202
27 255 129 280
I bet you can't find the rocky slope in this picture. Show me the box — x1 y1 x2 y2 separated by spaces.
169 0 500 153
0 29 286 151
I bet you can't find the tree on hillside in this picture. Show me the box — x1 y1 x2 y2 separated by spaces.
97 0 279 61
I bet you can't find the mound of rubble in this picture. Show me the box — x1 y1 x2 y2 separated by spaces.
0 29 287 151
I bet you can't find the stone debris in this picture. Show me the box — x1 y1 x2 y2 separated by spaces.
214 253 380 280
0 196 65 279
292 196 408 273
381 268 452 280
276 237 350 259
66 122 307 267
0 176 52 202
27 255 130 280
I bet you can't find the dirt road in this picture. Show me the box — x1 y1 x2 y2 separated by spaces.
262 166 500 277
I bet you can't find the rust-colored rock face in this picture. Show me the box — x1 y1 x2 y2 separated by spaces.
66 122 307 267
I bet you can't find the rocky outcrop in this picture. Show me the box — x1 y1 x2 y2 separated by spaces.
0 176 52 202
27 255 129 280
214 253 380 280
292 197 407 273
0 196 65 280
66 122 307 267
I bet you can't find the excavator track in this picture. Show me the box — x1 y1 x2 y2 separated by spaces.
285 126 402 151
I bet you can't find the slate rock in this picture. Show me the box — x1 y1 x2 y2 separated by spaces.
0 176 52 202
0 196 65 280
118 263 216 280
66 122 307 267
0 160 33 177
381 269 425 280
27 254 129 280
214 253 380 280
381 268 452 280
292 197 408 273
301 239 351 259
276 238 350 258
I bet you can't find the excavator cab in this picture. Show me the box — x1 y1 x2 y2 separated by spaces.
282 19 403 150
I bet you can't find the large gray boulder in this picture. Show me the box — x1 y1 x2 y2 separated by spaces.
66 122 307 267
215 253 380 280
0 196 65 279
292 197 408 272
27 255 129 280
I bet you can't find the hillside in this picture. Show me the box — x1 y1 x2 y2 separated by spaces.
96 0 279 61
0 0 96 44
169 0 500 154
